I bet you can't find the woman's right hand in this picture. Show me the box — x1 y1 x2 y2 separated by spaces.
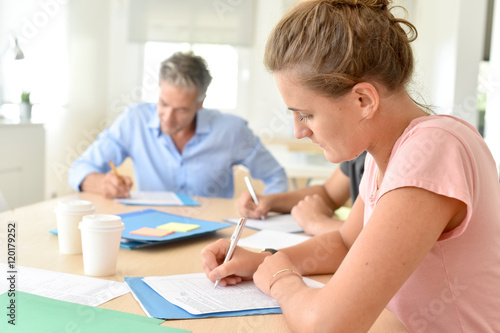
237 191 271 219
201 239 269 287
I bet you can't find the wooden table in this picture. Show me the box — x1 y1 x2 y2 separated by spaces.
0 192 408 332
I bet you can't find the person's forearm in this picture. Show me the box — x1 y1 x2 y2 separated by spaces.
280 230 348 275
299 215 344 235
266 185 334 213
271 278 323 333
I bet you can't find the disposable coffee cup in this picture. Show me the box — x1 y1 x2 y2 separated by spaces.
54 200 95 254
79 214 124 276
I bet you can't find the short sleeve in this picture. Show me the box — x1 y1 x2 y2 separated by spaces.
379 126 475 239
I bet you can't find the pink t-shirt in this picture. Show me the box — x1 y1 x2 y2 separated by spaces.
359 115 500 332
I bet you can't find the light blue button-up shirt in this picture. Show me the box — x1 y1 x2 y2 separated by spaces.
68 103 288 198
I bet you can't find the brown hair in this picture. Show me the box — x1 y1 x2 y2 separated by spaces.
264 0 417 98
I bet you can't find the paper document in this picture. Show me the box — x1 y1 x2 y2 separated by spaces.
115 191 198 206
238 230 311 250
225 214 303 233
0 264 129 306
143 273 323 315
125 276 283 319
116 191 183 205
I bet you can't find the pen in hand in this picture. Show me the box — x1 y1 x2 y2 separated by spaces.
214 217 247 289
109 161 124 182
244 176 265 220
109 161 130 197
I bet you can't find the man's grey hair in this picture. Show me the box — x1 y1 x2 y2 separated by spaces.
159 51 213 103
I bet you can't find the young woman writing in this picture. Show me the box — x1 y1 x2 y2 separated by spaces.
202 1 500 331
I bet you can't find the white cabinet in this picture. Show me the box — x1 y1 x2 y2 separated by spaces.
0 121 45 209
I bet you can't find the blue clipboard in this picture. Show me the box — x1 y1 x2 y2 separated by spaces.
124 277 282 320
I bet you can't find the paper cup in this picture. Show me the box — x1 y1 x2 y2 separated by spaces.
54 200 95 254
79 214 124 276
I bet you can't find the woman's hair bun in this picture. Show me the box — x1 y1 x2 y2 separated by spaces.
340 0 390 10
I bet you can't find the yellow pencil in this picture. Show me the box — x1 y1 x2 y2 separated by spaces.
109 161 131 198
108 161 124 183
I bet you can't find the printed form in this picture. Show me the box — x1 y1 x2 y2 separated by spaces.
143 273 323 315
0 264 129 306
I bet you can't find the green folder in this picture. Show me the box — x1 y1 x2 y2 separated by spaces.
0 291 190 333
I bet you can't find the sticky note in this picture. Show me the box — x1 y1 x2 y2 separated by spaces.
157 222 200 232
130 227 174 237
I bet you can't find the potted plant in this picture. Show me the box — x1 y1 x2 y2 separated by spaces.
19 90 32 121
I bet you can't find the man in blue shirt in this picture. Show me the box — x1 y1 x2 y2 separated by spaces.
68 52 288 198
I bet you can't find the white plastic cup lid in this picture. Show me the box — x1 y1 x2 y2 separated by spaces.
54 200 95 215
79 214 123 229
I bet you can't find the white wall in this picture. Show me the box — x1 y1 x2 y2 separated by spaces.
245 0 295 140
411 0 488 127
45 0 112 198
484 0 500 170
106 0 145 121
0 0 70 199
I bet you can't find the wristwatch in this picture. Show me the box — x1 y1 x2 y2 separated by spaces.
260 248 278 255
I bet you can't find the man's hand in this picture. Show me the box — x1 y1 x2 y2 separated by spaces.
80 172 133 198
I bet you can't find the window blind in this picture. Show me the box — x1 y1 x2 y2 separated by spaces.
128 0 255 46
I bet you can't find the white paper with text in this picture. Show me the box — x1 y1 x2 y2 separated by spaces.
0 264 129 306
143 272 323 315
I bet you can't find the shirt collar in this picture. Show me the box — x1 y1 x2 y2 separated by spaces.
194 109 211 135
147 104 161 137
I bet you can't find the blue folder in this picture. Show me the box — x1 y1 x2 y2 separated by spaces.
124 277 282 320
120 209 229 242
50 209 231 250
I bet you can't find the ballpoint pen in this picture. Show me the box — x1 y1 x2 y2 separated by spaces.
214 217 247 289
244 176 265 220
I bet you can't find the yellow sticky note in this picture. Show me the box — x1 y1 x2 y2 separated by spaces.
157 222 200 232
130 227 174 237
334 206 352 221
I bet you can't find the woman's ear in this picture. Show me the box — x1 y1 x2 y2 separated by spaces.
352 82 379 119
